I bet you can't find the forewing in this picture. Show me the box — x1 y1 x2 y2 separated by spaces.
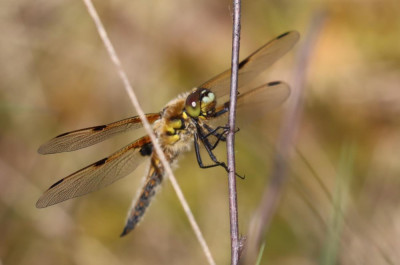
211 81 290 123
201 81 290 150
38 113 160 154
236 81 290 114
36 136 153 208
199 31 299 101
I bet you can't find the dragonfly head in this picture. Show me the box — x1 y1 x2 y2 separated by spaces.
185 88 216 119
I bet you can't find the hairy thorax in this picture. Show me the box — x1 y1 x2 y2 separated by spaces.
153 92 198 161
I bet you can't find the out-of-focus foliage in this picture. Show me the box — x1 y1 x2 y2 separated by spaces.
1 0 400 264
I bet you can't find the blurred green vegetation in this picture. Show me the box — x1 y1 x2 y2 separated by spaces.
1 0 400 264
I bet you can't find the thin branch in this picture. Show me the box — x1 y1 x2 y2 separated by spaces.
244 12 326 264
227 0 241 264
81 1 216 264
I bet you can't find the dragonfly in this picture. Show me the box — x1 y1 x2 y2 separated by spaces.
36 31 299 236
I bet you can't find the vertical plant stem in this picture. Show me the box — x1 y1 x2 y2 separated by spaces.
227 0 241 264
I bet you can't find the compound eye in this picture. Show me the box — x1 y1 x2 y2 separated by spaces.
200 89 216 116
201 91 215 104
185 90 201 118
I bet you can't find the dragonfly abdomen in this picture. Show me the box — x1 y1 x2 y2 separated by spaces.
121 157 164 236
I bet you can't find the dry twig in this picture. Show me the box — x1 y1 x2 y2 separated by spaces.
81 1 216 264
227 0 242 264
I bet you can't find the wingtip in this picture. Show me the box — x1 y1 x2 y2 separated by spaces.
36 194 53 208
277 30 300 43
37 145 46 155
35 199 46 209
37 143 52 155
292 30 301 40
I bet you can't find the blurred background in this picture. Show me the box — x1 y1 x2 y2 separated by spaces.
1 0 400 264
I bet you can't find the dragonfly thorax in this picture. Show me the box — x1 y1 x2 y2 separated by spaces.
153 94 196 153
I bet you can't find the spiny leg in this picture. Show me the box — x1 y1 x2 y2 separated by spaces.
193 132 226 170
121 158 164 236
202 124 228 149
212 107 229 118
193 132 244 179
198 133 243 179
199 127 226 151
203 124 228 139
197 123 229 151
202 124 240 150
197 123 240 156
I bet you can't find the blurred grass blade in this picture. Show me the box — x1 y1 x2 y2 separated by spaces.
320 144 355 265
243 11 326 265
255 241 266 265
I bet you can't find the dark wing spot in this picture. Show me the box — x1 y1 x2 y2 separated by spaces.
94 158 107 167
139 143 153 156
92 125 107 131
56 132 70 138
50 178 64 189
238 57 250 69
277 32 290 39
268 81 282 86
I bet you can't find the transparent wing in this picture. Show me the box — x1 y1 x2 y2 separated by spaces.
38 113 160 154
236 81 290 113
202 81 290 148
36 135 152 208
199 31 299 101
211 81 290 122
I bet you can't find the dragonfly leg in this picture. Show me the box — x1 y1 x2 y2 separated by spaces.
193 134 224 169
202 128 227 150
202 124 240 150
194 132 244 179
203 125 228 142
212 107 229 118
